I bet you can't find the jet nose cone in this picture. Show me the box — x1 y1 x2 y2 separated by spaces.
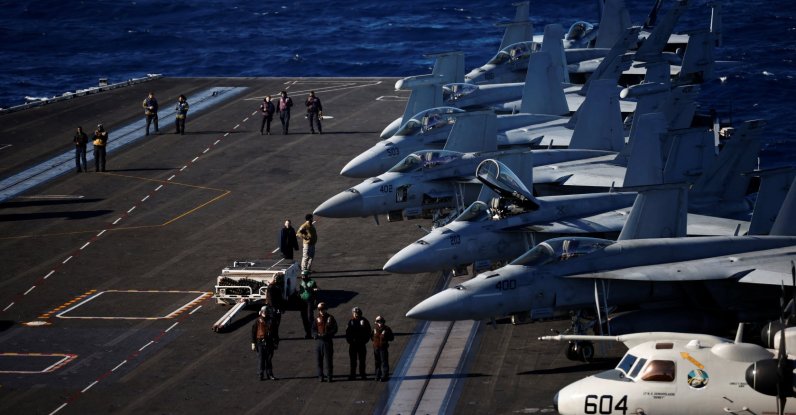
406 289 466 321
340 152 383 178
314 190 363 218
383 244 427 274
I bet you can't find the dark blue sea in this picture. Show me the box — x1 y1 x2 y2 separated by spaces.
0 0 793 166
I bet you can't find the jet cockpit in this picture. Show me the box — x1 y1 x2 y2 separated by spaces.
387 150 462 174
393 107 462 137
510 237 614 267
465 41 541 84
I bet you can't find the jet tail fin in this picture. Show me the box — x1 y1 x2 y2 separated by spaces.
541 24 569 84
568 79 624 152
443 110 498 153
498 1 533 51
395 52 464 125
580 26 640 95
770 176 796 236
520 51 568 115
635 0 688 62
710 2 723 47
595 0 632 48
618 185 688 240
620 113 667 186
690 120 764 205
749 168 796 235
677 30 715 84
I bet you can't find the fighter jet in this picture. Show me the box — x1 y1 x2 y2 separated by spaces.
405 176 796 339
380 51 464 139
342 46 637 179
382 155 772 275
318 110 618 221
468 0 718 87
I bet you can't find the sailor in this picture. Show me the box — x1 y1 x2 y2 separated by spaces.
345 306 371 380
265 275 285 338
73 126 88 173
297 213 317 271
305 90 323 134
372 315 394 382
174 94 189 135
142 92 159 135
92 123 109 172
298 269 319 339
277 90 293 135
250 306 279 380
259 96 275 135
312 302 337 382
279 218 299 260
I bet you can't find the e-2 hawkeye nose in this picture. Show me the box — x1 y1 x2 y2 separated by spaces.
313 188 365 218
406 287 468 321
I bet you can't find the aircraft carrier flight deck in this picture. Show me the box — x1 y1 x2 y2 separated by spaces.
0 77 620 414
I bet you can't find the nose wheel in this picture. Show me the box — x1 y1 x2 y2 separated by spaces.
566 341 594 362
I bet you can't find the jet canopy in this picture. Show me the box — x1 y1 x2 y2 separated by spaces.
394 107 463 137
443 83 478 102
454 201 491 223
486 41 540 66
388 150 462 174
566 21 595 41
476 159 534 204
510 237 614 267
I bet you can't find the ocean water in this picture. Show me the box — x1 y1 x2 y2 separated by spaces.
0 0 793 166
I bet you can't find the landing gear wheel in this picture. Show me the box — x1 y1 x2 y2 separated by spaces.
576 341 594 362
565 342 579 361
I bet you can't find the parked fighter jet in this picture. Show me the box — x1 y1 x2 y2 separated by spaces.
406 176 796 340
380 51 464 139
342 44 637 179
318 110 618 221
540 326 796 415
383 155 765 275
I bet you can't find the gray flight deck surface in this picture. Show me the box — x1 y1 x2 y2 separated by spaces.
0 78 621 414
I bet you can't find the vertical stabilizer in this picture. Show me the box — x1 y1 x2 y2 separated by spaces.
620 113 667 185
520 51 568 115
431 51 465 84
443 110 498 153
595 0 632 48
770 176 796 236
498 1 533 51
661 126 713 184
710 2 722 47
618 185 688 240
394 52 464 128
497 152 534 190
580 26 640 95
541 24 569 84
635 0 688 62
677 30 715 84
690 120 764 204
568 79 624 152
749 168 796 235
